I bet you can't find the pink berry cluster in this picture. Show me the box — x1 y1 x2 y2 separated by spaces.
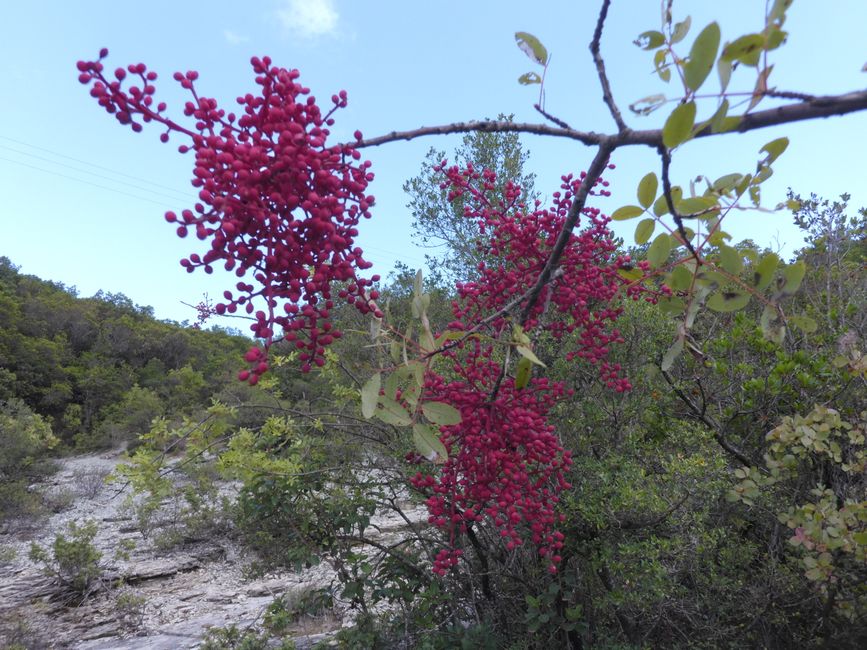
77 51 381 380
411 165 630 574
440 163 631 392
414 367 572 574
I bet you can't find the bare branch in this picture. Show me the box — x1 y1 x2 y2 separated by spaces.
590 0 628 132
351 89 867 150
354 119 605 148
661 370 753 467
659 146 701 261
534 103 573 130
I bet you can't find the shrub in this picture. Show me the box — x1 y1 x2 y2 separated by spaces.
28 520 102 596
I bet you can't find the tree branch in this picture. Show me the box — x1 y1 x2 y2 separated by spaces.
519 141 615 325
661 370 753 467
354 119 606 148
590 0 628 132
351 89 867 150
659 146 701 260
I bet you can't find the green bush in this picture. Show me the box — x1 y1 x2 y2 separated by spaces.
28 520 102 596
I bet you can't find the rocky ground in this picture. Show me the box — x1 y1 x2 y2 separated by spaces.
0 452 426 649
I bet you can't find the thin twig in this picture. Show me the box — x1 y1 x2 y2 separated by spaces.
534 103 573 129
590 0 628 132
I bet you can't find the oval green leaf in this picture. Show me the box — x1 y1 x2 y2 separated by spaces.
376 396 412 426
671 16 692 44
637 172 658 208
635 30 665 50
515 32 548 66
721 34 765 66
760 136 789 164
611 205 645 221
413 423 447 462
647 233 673 268
422 401 462 426
514 356 533 390
516 345 546 367
718 244 743 274
684 22 721 91
663 101 697 148
707 290 750 312
668 264 694 291
753 253 780 290
653 186 682 216
360 373 381 419
518 72 542 85
780 260 806 295
635 218 656 245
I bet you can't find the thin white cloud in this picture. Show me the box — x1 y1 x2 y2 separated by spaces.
224 30 250 45
275 0 339 38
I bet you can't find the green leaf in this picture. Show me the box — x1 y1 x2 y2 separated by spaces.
420 329 435 353
516 345 546 367
376 397 412 426
512 323 531 346
663 101 697 148
780 260 806 295
515 32 548 66
413 423 447 462
360 373 380 419
671 16 692 44
653 50 672 82
718 244 743 274
788 314 818 333
635 218 656 245
422 401 462 426
390 339 402 364
753 253 779 289
618 267 644 281
662 336 684 371
711 172 743 194
611 205 645 221
722 34 765 66
653 186 682 216
637 172 658 208
707 290 750 312
760 136 789 164
658 297 686 314
760 304 785 344
647 233 673 268
677 195 718 216
514 356 533 390
518 72 542 85
668 264 694 291
717 58 733 93
635 30 665 50
707 99 729 134
684 22 721 91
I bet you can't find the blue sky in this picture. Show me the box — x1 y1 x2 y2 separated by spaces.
1 0 865 326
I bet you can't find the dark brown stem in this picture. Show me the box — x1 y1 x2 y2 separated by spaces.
351 89 867 150
659 146 701 261
661 370 753 467
590 0 628 132
519 141 615 326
